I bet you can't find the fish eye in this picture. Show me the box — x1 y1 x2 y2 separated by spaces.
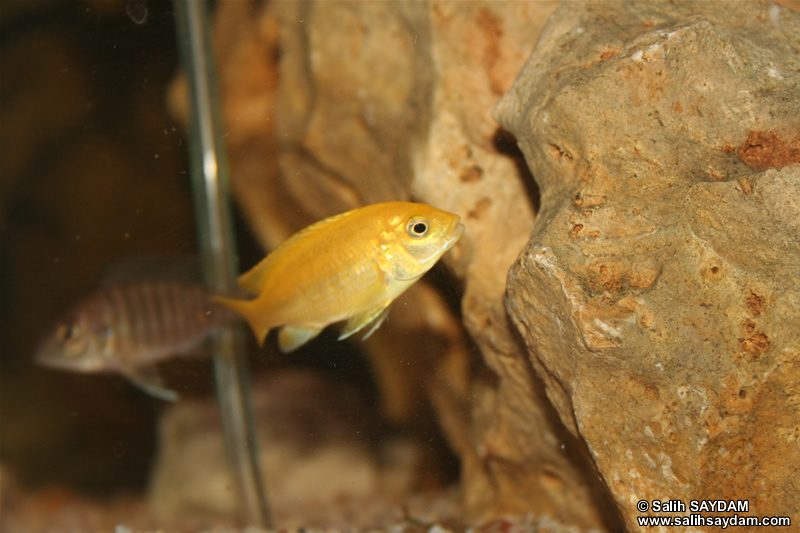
57 321 87 357
406 217 430 239
57 322 75 343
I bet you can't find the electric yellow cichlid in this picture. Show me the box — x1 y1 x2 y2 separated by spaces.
213 201 464 352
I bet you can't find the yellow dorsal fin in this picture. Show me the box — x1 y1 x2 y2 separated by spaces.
236 208 359 294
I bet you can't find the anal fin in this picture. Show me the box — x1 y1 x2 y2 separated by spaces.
123 366 178 402
279 325 324 353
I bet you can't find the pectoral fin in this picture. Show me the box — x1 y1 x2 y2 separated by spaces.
339 302 391 340
123 366 178 402
278 325 324 353
338 273 394 341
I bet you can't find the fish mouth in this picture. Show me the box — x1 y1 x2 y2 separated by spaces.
35 353 105 373
34 341 103 373
34 349 75 370
443 222 465 251
34 352 76 371
33 340 61 368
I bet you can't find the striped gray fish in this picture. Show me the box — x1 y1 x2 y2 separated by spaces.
35 281 239 401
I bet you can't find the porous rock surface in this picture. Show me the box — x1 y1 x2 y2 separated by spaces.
166 0 800 531
172 2 612 529
495 1 800 531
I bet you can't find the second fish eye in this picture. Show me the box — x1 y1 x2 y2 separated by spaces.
407 217 430 238
57 322 75 342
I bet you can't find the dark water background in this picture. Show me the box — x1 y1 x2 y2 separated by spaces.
0 1 391 500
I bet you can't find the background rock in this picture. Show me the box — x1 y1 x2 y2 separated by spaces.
495 1 800 530
187 1 619 528
5 0 800 530
149 370 424 529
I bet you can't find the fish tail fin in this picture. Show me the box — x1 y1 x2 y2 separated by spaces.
211 295 270 346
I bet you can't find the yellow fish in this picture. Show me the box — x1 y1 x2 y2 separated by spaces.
213 201 464 352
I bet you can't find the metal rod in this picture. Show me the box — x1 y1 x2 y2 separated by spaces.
172 0 272 527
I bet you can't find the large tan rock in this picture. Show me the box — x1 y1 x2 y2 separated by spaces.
165 0 800 529
201 1 616 527
495 1 800 530
168 0 615 529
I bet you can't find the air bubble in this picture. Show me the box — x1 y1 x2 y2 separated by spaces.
126 1 148 25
